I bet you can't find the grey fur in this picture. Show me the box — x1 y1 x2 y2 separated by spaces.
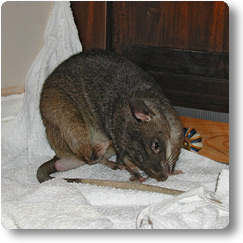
39 49 184 182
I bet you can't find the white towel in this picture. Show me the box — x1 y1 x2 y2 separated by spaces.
1 146 229 229
136 170 229 229
1 1 82 165
1 2 229 229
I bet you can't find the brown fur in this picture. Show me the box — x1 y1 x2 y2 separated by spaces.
38 49 184 183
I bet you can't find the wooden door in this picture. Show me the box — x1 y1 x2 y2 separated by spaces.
71 1 229 163
71 1 229 113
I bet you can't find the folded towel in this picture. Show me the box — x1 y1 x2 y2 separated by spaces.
1 1 82 166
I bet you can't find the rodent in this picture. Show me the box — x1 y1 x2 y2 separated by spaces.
37 49 184 193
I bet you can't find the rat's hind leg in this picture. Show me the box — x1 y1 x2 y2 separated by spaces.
36 156 85 182
41 88 98 164
90 140 112 162
54 157 85 172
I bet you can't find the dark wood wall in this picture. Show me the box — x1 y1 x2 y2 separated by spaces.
71 1 107 50
111 1 229 53
71 1 229 113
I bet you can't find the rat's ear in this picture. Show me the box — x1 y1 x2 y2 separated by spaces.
129 99 151 122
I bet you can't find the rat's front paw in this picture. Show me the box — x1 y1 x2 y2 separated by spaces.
169 169 183 175
129 173 146 183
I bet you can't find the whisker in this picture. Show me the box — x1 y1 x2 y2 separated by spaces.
165 148 178 172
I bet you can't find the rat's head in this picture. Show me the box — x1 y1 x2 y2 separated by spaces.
114 98 183 182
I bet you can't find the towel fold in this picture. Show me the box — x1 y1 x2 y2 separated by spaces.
1 1 82 166
2 178 113 229
136 170 229 229
1 148 229 229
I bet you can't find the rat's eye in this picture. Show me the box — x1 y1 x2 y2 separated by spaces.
152 139 160 153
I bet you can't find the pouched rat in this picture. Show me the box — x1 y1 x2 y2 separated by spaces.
37 49 184 190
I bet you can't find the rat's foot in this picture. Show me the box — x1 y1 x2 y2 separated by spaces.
129 171 146 183
122 157 146 182
169 170 183 175
129 172 146 183
55 158 85 172
100 158 126 170
101 158 118 169
118 164 126 170
87 141 112 164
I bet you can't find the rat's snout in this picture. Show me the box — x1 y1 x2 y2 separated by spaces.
155 171 169 182
149 169 168 182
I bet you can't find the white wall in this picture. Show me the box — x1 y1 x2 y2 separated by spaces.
1 1 54 90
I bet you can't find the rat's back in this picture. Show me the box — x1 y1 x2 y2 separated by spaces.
43 49 158 98
42 50 163 129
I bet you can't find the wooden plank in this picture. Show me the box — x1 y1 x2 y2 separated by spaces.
71 1 107 50
123 45 229 79
112 1 229 53
181 116 229 164
150 71 229 113
122 45 229 113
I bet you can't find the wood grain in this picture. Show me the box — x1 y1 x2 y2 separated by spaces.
71 1 107 50
112 1 229 53
151 71 229 113
123 45 229 113
181 116 229 164
70 1 229 113
123 45 229 79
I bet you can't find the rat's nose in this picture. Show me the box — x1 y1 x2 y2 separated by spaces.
150 169 168 182
156 171 169 182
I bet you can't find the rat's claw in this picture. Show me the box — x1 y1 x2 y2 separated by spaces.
169 170 183 175
129 174 146 183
